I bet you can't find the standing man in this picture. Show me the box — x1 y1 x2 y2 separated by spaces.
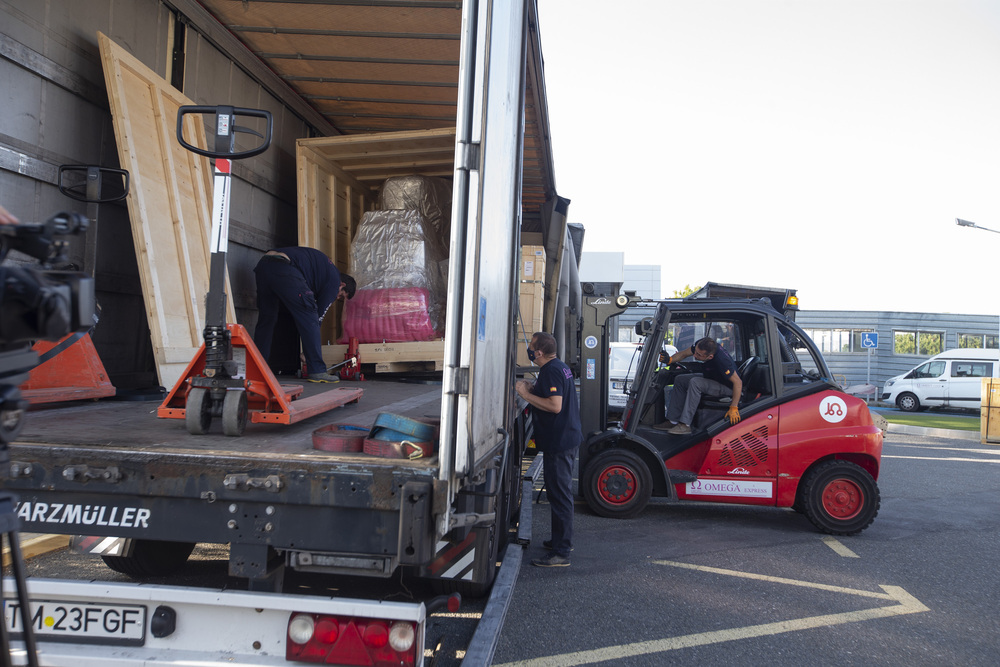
655 336 742 434
515 332 582 568
254 247 356 383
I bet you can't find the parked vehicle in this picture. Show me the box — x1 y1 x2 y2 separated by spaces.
609 343 677 412
881 348 999 412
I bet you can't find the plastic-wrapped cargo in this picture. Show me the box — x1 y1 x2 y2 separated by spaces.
342 209 444 343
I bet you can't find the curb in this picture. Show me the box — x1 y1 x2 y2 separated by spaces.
885 423 982 441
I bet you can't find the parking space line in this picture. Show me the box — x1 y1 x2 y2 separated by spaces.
494 564 928 667
882 455 1000 464
821 536 859 558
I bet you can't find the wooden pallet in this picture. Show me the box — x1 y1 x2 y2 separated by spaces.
323 340 444 374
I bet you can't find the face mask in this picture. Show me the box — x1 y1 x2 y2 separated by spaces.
527 348 537 362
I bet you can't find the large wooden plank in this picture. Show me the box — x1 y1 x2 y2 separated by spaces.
98 32 236 390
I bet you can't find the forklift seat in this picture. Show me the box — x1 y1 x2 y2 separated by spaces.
701 356 760 409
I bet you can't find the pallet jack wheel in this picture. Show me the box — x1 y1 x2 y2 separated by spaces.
185 387 212 435
222 390 248 437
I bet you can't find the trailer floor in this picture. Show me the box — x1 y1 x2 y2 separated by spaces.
15 378 443 458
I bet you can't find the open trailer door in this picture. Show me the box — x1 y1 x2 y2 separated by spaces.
438 0 528 510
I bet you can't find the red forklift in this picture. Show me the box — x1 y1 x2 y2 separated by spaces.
576 295 882 535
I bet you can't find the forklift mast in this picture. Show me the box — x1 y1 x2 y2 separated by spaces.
577 294 640 440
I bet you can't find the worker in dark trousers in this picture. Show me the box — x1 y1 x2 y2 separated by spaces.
253 247 356 383
515 332 582 567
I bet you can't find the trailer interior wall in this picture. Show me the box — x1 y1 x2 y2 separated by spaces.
0 0 314 388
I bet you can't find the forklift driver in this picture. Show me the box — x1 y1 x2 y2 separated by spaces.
653 337 742 434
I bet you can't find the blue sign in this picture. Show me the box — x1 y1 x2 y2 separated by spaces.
861 332 879 349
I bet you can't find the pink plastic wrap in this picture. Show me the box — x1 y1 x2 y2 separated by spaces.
340 287 437 343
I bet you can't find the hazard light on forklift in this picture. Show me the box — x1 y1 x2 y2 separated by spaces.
786 295 799 308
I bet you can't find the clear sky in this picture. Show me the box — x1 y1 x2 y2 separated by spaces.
536 0 1000 315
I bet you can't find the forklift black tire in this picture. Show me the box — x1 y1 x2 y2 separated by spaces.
222 390 248 436
102 540 196 578
800 460 880 535
896 392 920 412
582 449 652 519
185 387 212 435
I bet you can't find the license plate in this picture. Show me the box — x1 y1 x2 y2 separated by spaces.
4 599 146 646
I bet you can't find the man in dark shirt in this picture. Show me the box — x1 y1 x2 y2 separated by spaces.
515 332 582 567
253 247 356 383
655 336 742 434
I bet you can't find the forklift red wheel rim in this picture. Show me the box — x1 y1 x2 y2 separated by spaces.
820 477 864 520
597 465 638 504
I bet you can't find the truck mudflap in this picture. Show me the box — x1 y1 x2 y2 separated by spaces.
2 578 426 666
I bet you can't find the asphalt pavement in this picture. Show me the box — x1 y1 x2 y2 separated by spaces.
492 425 1000 666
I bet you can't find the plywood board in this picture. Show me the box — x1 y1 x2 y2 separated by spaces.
98 32 235 390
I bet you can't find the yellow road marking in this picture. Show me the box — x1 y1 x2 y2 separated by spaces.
494 562 928 667
821 536 860 558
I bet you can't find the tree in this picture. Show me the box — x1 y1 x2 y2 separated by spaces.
672 284 701 298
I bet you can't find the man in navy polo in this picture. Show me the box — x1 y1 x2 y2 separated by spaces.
655 336 742 434
253 247 356 383
515 332 581 567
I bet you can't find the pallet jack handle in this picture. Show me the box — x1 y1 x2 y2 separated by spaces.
175 105 273 160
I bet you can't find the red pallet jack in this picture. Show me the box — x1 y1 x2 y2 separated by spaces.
20 166 129 404
157 105 361 436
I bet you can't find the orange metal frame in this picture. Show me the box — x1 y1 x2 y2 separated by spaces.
157 324 361 425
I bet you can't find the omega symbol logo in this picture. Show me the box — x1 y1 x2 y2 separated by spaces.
819 396 847 423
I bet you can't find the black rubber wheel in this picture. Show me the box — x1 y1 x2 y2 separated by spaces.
185 387 212 435
222 390 248 437
800 460 880 535
896 392 920 412
582 449 652 519
102 540 196 578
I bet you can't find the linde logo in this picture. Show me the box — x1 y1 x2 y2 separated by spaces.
729 467 751 475
591 298 612 305
16 502 151 528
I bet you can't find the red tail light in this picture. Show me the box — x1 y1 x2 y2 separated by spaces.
286 613 417 665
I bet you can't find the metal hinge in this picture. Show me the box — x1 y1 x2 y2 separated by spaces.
223 473 283 492
452 367 470 395
456 141 480 172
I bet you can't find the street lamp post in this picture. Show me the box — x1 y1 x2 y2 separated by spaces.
956 218 1000 349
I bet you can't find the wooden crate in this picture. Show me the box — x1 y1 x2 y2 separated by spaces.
296 128 457 365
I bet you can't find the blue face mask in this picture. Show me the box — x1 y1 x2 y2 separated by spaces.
527 348 537 362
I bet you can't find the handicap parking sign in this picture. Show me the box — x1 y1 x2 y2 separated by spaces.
861 332 879 349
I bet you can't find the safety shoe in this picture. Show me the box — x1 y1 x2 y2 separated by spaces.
531 552 570 568
306 372 340 383
652 421 676 431
542 540 574 552
667 423 691 435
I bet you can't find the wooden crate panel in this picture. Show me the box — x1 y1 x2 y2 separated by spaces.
98 32 235 390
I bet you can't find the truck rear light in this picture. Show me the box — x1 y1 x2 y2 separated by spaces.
286 612 417 665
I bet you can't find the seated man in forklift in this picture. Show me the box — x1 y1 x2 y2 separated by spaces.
653 337 742 434
253 247 356 383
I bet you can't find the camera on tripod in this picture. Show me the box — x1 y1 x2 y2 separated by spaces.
0 212 96 443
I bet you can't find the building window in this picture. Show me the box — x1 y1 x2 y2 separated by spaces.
803 328 874 353
893 330 944 356
959 333 999 349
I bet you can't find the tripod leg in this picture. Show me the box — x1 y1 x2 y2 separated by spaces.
5 534 39 667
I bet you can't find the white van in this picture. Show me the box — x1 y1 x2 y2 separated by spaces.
609 342 676 411
881 348 999 412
